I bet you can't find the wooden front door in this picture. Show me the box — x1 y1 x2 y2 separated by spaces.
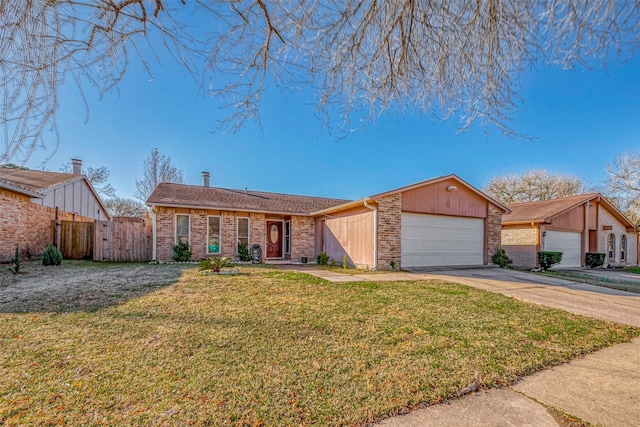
266 221 283 258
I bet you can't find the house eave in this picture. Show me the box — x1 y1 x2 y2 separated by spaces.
310 198 373 216
0 180 44 198
146 202 313 217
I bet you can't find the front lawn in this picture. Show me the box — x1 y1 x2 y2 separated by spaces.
623 267 640 274
1 266 637 426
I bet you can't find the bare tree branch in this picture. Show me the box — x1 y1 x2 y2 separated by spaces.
485 169 592 204
3 1 640 164
134 147 184 203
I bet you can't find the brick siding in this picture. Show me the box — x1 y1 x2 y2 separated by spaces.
376 193 402 270
250 213 266 262
0 189 93 261
486 203 503 264
501 226 539 269
291 216 315 261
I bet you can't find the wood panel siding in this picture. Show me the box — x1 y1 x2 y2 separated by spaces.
320 207 374 267
401 178 487 218
40 179 108 220
589 202 598 230
548 204 584 232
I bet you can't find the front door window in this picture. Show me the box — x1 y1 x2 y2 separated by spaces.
266 221 283 258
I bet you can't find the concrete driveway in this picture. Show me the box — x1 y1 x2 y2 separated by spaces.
398 267 640 327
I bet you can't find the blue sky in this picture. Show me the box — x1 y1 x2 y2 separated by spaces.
32 34 640 202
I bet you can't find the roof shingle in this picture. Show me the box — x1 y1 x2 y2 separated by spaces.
147 183 350 215
0 168 80 192
503 193 600 223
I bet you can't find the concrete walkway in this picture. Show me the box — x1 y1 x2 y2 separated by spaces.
282 265 640 426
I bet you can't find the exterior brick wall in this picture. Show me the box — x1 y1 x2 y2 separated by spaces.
376 193 402 270
486 203 503 264
220 212 237 257
250 213 266 261
501 226 539 269
154 206 176 261
0 189 93 261
291 216 315 262
190 210 207 260
154 208 275 262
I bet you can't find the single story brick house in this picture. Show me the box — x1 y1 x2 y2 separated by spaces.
0 160 109 261
501 193 638 269
147 174 509 269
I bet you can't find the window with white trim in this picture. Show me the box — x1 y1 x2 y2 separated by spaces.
621 235 627 261
237 217 249 250
176 214 190 244
207 216 221 254
284 220 291 254
608 233 616 260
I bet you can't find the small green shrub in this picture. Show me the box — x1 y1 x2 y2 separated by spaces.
585 252 606 268
8 247 20 274
538 251 563 271
237 243 252 262
492 247 513 269
200 256 234 272
342 254 349 269
316 252 329 265
390 260 397 271
42 243 63 266
172 241 192 262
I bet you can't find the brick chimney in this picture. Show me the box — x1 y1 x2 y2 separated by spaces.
71 158 82 174
202 171 210 187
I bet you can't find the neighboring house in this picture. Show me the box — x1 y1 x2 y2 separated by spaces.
501 193 638 269
0 159 110 261
147 173 508 269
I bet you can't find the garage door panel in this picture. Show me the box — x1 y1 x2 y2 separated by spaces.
544 231 582 268
401 213 484 267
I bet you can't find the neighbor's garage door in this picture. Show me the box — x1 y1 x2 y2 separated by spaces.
401 213 484 267
544 230 582 268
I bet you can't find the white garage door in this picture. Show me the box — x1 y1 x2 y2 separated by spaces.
401 213 484 267
544 231 582 268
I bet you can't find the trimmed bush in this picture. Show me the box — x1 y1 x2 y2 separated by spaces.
537 251 562 271
316 252 329 265
172 241 192 262
43 243 63 266
237 243 252 262
585 252 606 268
492 247 513 269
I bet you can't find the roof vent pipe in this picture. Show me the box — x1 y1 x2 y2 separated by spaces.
202 171 210 187
71 159 82 174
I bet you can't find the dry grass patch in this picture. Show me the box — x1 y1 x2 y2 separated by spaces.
1 266 637 426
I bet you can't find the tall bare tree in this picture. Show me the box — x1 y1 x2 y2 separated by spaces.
485 169 591 204
605 151 640 225
103 197 146 217
134 148 184 203
3 1 640 164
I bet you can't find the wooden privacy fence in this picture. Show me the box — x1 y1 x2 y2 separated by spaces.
55 218 152 262
55 220 94 259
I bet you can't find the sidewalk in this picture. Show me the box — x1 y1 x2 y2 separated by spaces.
282 265 640 426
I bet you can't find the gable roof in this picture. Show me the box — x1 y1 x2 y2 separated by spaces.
147 183 350 215
0 168 81 192
370 174 511 213
503 193 636 230
0 167 111 220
